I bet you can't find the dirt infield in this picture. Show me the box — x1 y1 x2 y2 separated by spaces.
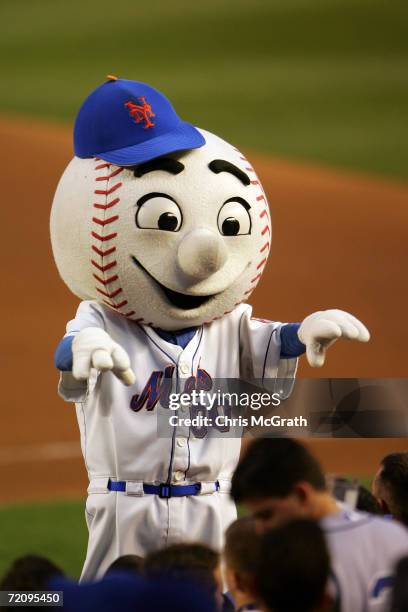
0 116 406 504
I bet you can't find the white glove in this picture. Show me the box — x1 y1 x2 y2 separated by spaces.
72 327 135 386
298 309 370 368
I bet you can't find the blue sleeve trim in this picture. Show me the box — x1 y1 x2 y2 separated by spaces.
280 323 306 358
54 336 74 371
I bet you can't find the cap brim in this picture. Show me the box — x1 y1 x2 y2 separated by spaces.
95 122 205 166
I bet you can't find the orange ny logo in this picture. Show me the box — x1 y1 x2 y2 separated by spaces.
124 97 155 129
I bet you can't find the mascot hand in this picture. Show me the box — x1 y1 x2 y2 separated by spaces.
72 327 135 386
298 310 370 368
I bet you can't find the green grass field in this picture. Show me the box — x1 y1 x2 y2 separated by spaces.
1 0 407 178
0 501 87 580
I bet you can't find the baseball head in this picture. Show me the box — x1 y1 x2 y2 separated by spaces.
50 129 271 330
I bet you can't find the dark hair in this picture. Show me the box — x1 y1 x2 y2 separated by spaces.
231 438 326 503
380 453 408 526
0 555 64 590
332 478 382 514
144 543 219 593
224 517 260 573
105 555 144 576
256 519 330 612
356 485 382 514
390 556 408 612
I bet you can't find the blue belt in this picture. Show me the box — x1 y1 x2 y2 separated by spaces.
108 479 220 499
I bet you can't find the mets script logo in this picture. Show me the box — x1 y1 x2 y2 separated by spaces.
130 366 211 412
124 97 155 129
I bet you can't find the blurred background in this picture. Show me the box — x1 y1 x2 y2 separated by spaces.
0 0 407 578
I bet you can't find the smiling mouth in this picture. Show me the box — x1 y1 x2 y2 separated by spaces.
131 256 216 310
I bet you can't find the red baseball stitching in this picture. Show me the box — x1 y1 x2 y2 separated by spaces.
94 182 122 196
91 161 142 321
95 168 123 181
103 299 128 310
94 198 120 211
92 245 116 257
93 273 119 285
96 287 123 299
92 231 117 242
92 215 119 226
91 259 117 273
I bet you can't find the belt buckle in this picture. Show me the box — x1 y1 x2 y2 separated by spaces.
159 483 172 499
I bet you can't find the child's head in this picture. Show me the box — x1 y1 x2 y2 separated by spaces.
224 517 260 609
144 542 223 610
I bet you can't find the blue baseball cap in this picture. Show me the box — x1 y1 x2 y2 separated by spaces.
74 76 205 166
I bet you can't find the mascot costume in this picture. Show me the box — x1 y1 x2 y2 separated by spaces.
50 77 370 580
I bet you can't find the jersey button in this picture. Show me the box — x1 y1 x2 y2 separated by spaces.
174 471 184 482
177 437 186 448
179 362 190 375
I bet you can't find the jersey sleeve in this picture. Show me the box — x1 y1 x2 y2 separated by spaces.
65 300 106 335
239 305 298 399
57 301 106 403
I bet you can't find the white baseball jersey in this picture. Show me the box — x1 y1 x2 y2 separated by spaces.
321 508 408 612
59 300 297 580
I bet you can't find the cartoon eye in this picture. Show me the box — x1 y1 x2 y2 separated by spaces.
217 197 251 236
136 192 182 232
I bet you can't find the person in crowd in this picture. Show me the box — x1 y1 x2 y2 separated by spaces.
144 543 224 610
256 519 332 612
223 517 261 611
372 452 408 526
356 485 382 514
331 477 381 514
50 571 216 612
390 556 408 612
104 554 144 576
0 554 64 590
231 437 408 612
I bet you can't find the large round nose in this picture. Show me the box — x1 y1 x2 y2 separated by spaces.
177 229 228 280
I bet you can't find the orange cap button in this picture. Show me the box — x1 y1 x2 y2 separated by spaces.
106 74 118 81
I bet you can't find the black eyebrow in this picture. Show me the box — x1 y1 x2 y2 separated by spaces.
136 192 177 207
224 196 251 210
131 157 185 178
208 159 250 186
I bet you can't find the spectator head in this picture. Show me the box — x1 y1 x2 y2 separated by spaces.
0 555 64 590
391 556 408 612
356 485 382 514
50 572 215 612
144 543 222 610
372 452 408 526
256 519 332 612
105 554 144 577
331 477 381 513
231 438 334 530
223 517 260 610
